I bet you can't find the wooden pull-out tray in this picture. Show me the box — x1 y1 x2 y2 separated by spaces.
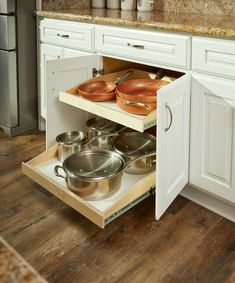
22 145 156 228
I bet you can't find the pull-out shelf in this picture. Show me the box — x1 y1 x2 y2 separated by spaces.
22 145 156 228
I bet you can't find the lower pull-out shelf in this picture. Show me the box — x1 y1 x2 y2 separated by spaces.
22 145 156 228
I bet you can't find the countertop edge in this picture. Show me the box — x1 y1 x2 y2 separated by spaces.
35 10 235 39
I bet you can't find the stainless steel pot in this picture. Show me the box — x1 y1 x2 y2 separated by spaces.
56 131 87 162
54 150 156 200
86 117 120 150
54 150 125 200
111 132 156 174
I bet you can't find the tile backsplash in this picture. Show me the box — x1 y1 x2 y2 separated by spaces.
42 0 235 15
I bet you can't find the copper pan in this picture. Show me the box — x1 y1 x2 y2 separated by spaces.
116 94 156 115
78 70 133 102
116 79 169 103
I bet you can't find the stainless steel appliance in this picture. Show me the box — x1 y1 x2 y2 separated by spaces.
0 0 37 136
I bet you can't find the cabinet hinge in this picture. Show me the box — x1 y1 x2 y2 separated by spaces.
93 68 104 77
104 187 155 226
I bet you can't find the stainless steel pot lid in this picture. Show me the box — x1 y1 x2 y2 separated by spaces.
56 131 86 145
112 132 156 156
63 150 125 181
86 117 118 133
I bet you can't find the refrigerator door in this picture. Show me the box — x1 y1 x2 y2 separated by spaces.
0 50 18 127
0 15 15 50
0 0 15 14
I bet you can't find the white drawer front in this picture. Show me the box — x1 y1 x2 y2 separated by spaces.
95 26 191 69
193 37 235 79
40 19 94 52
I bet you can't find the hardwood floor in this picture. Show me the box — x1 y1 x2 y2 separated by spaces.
0 129 235 283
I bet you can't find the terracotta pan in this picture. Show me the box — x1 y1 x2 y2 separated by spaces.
116 94 156 115
77 70 133 102
116 79 169 103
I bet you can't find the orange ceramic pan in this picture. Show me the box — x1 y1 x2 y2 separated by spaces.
78 70 133 102
116 79 169 103
116 94 156 116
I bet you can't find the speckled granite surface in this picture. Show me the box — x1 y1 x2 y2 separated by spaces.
35 9 235 39
0 237 47 283
42 0 235 16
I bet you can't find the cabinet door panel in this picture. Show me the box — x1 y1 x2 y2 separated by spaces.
40 44 63 118
156 73 191 219
46 54 101 148
190 74 235 203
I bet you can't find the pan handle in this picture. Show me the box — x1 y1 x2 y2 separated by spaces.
165 103 173 132
125 101 151 110
54 165 66 179
114 70 133 85
123 152 156 171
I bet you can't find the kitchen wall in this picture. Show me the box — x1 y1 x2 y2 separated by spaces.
42 0 235 15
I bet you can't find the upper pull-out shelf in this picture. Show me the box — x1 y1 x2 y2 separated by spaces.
59 68 158 132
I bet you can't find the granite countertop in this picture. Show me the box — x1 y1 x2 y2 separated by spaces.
0 237 47 283
36 9 235 39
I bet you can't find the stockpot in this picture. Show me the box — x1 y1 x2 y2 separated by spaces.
54 149 156 200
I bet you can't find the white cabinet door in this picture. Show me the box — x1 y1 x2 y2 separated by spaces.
46 54 101 148
63 48 88 58
40 43 63 119
190 74 235 203
156 73 191 219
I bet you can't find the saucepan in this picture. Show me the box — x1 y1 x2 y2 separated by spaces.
54 149 156 200
78 70 133 101
111 132 156 174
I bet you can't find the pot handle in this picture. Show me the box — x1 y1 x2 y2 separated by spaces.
124 101 151 110
123 152 156 171
54 165 66 179
83 126 128 148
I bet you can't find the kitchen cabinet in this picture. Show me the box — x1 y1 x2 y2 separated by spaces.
190 74 235 203
22 52 190 227
28 18 235 227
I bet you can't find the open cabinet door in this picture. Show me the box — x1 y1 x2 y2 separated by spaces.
156 73 191 219
46 54 101 148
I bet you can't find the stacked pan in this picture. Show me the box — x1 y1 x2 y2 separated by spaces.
77 69 169 115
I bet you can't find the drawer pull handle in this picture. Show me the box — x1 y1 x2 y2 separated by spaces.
165 103 173 132
57 33 69 38
127 43 145 49
125 101 151 110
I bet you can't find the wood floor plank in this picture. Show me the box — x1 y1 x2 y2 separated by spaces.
0 129 234 283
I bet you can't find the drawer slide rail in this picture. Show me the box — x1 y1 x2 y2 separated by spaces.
104 187 155 225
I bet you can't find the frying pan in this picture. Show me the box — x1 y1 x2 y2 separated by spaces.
78 70 133 101
116 79 169 103
116 93 156 115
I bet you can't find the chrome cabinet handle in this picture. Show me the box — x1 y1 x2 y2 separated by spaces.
127 43 145 49
165 103 173 132
57 33 69 38
125 101 151 110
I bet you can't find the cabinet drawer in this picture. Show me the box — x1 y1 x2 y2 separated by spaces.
40 19 94 52
22 145 156 228
192 37 235 79
95 26 191 69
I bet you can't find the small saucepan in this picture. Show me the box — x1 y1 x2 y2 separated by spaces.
78 70 133 101
56 131 87 163
54 149 156 200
